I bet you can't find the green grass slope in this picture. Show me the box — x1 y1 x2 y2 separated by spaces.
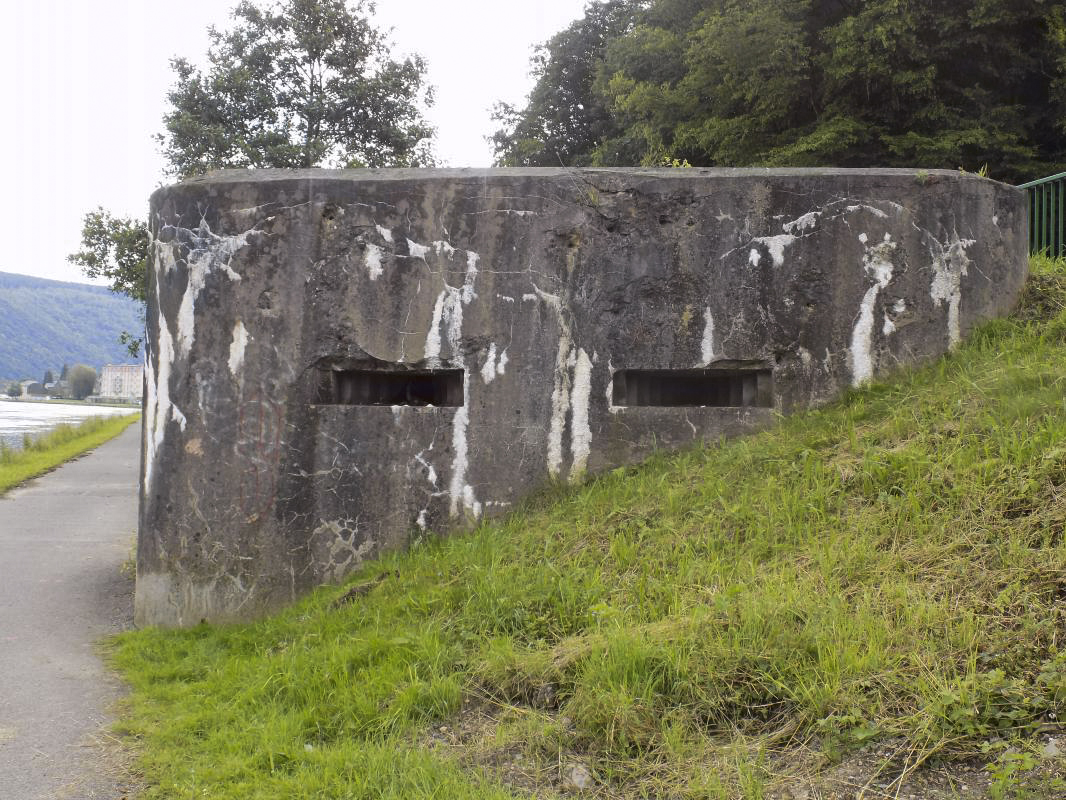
112 258 1066 799
0 413 140 494
0 271 143 380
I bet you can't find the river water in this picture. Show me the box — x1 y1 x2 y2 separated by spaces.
0 400 139 451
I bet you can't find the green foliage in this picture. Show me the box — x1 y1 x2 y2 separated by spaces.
66 364 97 401
111 257 1066 798
496 0 1066 182
72 0 437 324
160 0 436 177
5 382 20 398
491 0 643 166
67 207 149 305
67 207 147 356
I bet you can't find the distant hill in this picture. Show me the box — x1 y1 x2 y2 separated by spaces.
0 271 143 381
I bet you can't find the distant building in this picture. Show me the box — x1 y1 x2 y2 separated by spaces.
98 364 143 403
46 379 70 398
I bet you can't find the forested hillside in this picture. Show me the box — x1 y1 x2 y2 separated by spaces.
493 0 1066 183
0 271 143 380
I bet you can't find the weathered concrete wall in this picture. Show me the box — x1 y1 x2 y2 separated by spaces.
137 167 1027 626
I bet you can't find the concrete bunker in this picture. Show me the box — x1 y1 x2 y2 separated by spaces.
137 167 1027 626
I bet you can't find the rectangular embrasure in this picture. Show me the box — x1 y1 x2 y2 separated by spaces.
326 368 464 407
612 368 773 408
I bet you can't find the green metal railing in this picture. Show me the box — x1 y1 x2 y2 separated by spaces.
1019 171 1066 257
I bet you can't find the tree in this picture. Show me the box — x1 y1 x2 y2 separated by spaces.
67 365 98 401
67 209 149 304
159 0 436 177
491 0 643 166
43 370 54 385
497 0 1066 183
5 383 21 398
71 0 436 352
67 209 149 355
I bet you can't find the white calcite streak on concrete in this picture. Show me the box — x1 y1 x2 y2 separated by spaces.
444 289 464 358
448 373 473 517
172 221 250 358
849 233 897 386
481 343 498 384
698 307 715 366
433 240 456 258
783 211 821 234
424 291 447 365
781 200 892 240
446 330 477 518
605 359 620 414
533 285 575 479
930 236 976 348
845 204 889 218
462 252 480 304
752 234 796 267
412 241 483 519
228 321 249 376
407 239 430 259
421 242 483 366
364 243 384 279
569 349 593 480
547 341 572 478
480 344 509 384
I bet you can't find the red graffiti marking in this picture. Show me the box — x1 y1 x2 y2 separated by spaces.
237 393 284 521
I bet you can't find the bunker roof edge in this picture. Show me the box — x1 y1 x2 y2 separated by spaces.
151 166 1019 205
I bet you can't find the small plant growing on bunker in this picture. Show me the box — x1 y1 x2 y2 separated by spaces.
577 184 601 207
959 163 992 178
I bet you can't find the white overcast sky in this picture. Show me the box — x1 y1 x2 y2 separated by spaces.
0 0 588 285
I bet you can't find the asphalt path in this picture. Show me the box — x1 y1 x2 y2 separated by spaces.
0 424 141 799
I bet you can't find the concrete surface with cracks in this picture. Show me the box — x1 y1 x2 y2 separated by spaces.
137 167 1027 626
